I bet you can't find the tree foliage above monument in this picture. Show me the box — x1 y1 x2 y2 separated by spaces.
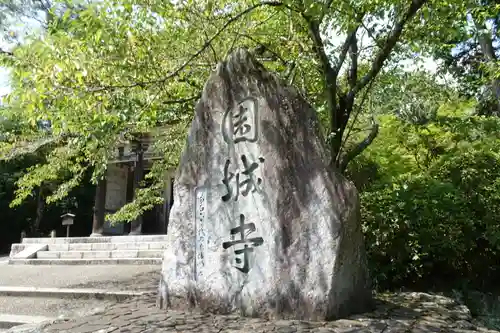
415 0 500 116
0 0 469 220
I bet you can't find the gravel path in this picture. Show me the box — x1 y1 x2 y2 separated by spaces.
0 265 160 290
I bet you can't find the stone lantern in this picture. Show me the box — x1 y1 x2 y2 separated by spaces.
61 213 75 237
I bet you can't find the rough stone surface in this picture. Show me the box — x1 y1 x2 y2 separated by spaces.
158 48 371 320
9 292 500 333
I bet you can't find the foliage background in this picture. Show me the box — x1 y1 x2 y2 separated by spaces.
0 0 499 310
354 105 500 291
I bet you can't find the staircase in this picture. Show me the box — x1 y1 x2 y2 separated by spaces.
8 235 167 265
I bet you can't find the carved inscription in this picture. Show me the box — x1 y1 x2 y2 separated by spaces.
221 155 265 202
222 97 259 144
220 97 265 274
222 214 264 273
195 187 207 279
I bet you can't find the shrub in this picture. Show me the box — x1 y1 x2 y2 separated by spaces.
356 105 500 291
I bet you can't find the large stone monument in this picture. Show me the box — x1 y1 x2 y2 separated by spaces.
157 48 372 320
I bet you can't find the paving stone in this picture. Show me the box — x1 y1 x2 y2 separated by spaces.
122 326 147 333
86 317 114 326
361 321 388 333
64 324 106 333
137 313 169 323
411 322 442 333
175 323 202 331
310 328 337 333
333 328 373 333
276 327 298 333
449 320 477 330
93 328 119 333
9 292 500 333
381 319 413 332
156 320 177 328
295 321 325 329
120 312 150 321
44 321 80 331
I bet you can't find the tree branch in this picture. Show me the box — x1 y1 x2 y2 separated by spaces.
333 29 358 75
336 77 376 168
359 18 384 49
80 1 287 93
162 94 201 105
304 17 340 163
351 0 428 96
340 29 359 117
285 61 297 85
339 117 379 172
348 33 358 90
240 33 289 65
304 19 334 79
205 31 219 64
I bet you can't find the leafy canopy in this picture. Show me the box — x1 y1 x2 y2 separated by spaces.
0 0 449 221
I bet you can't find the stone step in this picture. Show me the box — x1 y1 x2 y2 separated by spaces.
36 250 163 259
10 236 169 259
9 236 168 265
21 235 168 244
47 241 168 251
0 287 150 300
9 258 162 265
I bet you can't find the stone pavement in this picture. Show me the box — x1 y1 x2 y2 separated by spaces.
0 266 159 330
0 296 114 319
9 292 500 333
0 265 159 290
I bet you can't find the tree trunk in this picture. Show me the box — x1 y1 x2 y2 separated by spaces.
129 143 144 235
91 177 107 236
34 186 45 232
474 19 500 116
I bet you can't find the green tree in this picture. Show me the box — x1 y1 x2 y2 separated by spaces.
418 0 500 116
357 94 500 290
1 0 449 221
343 68 500 290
